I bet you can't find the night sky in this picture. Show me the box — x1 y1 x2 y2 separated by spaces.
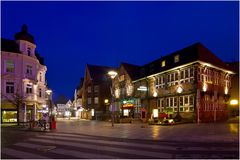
2 1 239 100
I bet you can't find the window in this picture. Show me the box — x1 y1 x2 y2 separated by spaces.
27 48 31 56
181 70 184 79
39 88 42 97
119 75 125 82
94 97 99 104
6 82 14 93
26 84 32 94
39 72 42 82
189 96 194 105
94 85 99 93
155 75 164 89
6 60 15 73
87 98 91 104
184 96 189 105
26 65 33 75
174 55 179 63
87 86 91 93
161 60 166 67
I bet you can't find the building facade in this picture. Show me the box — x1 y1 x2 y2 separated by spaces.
80 64 116 120
1 25 48 123
114 43 235 123
112 63 141 121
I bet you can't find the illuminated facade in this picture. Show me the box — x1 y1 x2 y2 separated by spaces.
1 25 48 123
112 63 141 119
115 43 235 123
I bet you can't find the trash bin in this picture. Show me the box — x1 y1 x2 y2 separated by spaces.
51 117 56 129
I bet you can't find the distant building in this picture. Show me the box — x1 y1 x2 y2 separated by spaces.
80 64 116 120
1 25 48 123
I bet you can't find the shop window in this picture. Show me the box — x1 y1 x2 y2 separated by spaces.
2 111 17 122
6 82 14 94
6 60 15 73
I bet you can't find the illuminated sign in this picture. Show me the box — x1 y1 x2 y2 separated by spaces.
153 109 158 118
123 104 134 108
137 86 147 91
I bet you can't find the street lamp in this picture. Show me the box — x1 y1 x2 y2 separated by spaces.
108 70 117 127
175 86 183 122
45 89 53 126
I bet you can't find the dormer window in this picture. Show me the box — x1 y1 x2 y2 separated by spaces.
174 55 179 63
27 47 31 56
161 60 166 67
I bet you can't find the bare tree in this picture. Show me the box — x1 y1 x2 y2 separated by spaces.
2 85 27 126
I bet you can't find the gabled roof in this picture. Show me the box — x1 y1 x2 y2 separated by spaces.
121 62 140 80
137 42 232 79
87 64 117 82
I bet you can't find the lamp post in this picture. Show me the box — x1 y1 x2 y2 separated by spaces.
46 89 52 126
108 71 117 127
176 86 183 122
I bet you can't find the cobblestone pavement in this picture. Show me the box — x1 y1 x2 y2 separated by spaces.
55 119 239 143
1 120 239 159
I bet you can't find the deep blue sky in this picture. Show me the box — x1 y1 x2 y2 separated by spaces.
2 1 239 100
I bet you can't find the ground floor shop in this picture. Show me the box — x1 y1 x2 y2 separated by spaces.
1 102 45 123
144 91 229 123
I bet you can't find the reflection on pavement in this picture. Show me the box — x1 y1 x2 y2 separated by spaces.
228 123 239 134
151 126 160 139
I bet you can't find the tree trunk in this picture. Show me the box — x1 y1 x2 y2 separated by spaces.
17 105 20 126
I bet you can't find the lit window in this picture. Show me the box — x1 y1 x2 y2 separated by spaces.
174 55 179 63
94 97 99 104
161 60 166 67
26 84 32 94
6 82 14 93
6 60 15 73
